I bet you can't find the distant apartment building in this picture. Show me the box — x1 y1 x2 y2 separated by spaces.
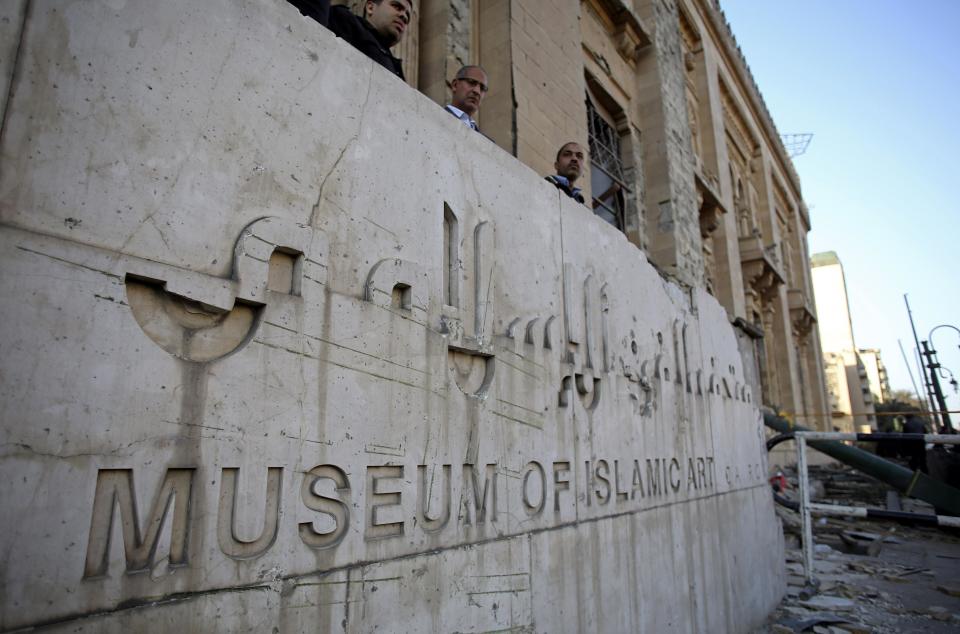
859 348 891 404
811 252 877 432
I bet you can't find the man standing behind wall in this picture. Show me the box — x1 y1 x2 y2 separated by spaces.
288 0 411 79
445 66 488 132
545 142 586 204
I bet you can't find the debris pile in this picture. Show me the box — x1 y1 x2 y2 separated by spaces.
758 462 960 633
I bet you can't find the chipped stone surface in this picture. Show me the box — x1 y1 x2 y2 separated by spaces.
0 1 782 631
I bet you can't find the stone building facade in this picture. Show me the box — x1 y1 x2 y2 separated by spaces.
364 0 829 428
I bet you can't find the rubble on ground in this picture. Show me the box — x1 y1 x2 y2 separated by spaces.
755 462 960 633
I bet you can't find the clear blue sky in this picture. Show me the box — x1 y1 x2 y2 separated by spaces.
720 0 960 418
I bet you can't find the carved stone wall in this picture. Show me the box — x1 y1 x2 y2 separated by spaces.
0 0 783 631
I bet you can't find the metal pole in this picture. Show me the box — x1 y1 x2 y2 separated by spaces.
898 339 926 411
915 345 940 429
905 295 939 425
921 340 955 433
797 435 815 586
929 325 960 434
798 431 960 444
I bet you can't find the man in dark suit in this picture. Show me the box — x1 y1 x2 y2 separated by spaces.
288 1 412 80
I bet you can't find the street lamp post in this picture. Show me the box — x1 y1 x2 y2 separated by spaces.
922 324 960 434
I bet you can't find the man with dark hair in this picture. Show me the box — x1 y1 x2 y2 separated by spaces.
288 0 412 79
545 142 586 204
445 65 488 131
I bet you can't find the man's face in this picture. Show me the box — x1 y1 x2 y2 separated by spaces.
555 143 585 183
365 0 411 46
450 67 488 117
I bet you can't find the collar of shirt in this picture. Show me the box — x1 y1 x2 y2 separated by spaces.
445 104 478 131
552 174 583 198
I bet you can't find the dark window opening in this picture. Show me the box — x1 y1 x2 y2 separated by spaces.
586 96 626 231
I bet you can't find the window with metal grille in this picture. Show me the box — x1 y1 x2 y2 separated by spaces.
586 96 626 231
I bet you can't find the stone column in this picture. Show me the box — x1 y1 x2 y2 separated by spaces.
418 0 471 104
805 328 831 430
632 0 702 288
695 37 745 318
769 284 803 416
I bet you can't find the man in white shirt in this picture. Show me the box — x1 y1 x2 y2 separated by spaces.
444 66 488 132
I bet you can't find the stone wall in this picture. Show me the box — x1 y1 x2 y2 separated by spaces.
512 0 586 178
632 0 703 288
0 1 783 631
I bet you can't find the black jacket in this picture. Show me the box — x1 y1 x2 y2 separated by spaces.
288 1 405 80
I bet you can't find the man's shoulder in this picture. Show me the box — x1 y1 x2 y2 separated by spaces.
545 175 570 192
544 176 586 203
286 2 358 34
328 4 364 36
288 0 331 25
330 4 376 46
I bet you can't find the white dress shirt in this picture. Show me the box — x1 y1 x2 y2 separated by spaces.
444 104 479 131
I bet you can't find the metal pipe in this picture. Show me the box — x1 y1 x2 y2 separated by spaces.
764 411 960 516
799 432 959 443
807 502 960 528
796 435 814 586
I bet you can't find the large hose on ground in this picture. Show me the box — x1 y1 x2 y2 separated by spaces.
764 411 960 517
